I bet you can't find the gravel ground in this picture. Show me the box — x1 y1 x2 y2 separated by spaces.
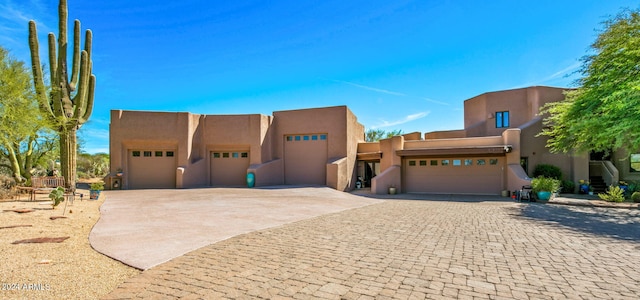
0 189 140 299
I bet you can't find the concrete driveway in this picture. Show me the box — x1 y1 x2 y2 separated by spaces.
89 186 381 270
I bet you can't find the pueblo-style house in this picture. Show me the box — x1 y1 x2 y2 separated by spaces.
107 86 639 194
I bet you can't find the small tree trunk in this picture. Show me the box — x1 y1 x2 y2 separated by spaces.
59 128 77 190
6 145 24 184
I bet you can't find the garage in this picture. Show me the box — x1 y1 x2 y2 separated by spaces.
128 150 177 189
210 150 250 186
403 157 504 194
284 134 328 185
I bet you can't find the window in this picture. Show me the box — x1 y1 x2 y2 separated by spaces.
430 160 438 166
303 135 310 141
409 160 416 166
286 136 293 141
320 134 327 140
477 159 486 165
155 151 163 157
464 159 473 166
419 160 427 166
213 152 220 158
241 152 248 158
132 151 140 157
222 152 229 158
496 111 509 128
631 154 640 172
441 159 450 166
312 135 318 140
143 151 152 157
453 159 461 166
166 151 174 157
295 136 301 141
489 158 498 165
232 152 239 158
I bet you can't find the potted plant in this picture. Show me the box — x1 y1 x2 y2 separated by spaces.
531 176 560 201
48 186 65 209
578 179 590 194
618 181 629 195
89 181 104 200
388 185 397 195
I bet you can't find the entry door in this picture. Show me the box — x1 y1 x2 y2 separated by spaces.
284 134 328 185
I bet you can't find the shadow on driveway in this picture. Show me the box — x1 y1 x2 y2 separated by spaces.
511 203 640 242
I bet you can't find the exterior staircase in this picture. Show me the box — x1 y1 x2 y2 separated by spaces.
589 176 607 194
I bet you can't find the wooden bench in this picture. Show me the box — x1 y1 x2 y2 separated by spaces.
15 176 65 201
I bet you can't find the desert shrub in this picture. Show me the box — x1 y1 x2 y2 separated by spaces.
532 164 563 180
627 181 640 194
531 176 561 193
0 175 16 200
561 180 575 193
631 192 640 203
598 185 625 203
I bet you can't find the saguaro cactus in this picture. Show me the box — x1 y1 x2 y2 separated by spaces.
28 0 95 190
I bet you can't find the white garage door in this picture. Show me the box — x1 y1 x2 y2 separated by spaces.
210 151 250 186
128 150 177 189
403 157 503 194
284 134 328 185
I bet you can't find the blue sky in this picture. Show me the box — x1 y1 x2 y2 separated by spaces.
1 0 638 154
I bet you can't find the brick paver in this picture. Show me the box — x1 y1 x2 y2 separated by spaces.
104 199 640 299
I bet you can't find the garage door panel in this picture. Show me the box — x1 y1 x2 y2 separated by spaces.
129 150 176 189
210 151 250 186
404 157 503 194
284 134 327 185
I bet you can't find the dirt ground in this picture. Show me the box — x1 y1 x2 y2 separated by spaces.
0 180 140 299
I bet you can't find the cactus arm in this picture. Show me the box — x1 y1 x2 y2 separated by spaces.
69 20 80 91
72 50 89 119
28 20 55 121
47 33 57 84
80 75 95 124
84 29 92 69
48 33 66 120
56 0 74 120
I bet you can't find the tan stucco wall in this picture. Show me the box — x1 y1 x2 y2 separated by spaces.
612 148 640 183
109 86 587 195
464 86 566 138
110 106 364 191
272 106 363 190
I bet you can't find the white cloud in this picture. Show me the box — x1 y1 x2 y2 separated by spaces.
511 61 581 88
371 111 430 129
330 79 406 96
421 97 449 106
326 78 449 106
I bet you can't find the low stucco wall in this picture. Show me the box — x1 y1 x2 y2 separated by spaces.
327 157 348 191
371 165 401 194
248 159 284 187
507 164 532 193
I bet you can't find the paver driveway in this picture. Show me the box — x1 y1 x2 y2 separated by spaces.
104 194 640 299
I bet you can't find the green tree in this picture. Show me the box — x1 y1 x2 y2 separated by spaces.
77 152 109 178
540 9 640 154
0 46 55 183
365 129 404 142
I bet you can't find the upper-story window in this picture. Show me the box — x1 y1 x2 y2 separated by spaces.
496 111 509 128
